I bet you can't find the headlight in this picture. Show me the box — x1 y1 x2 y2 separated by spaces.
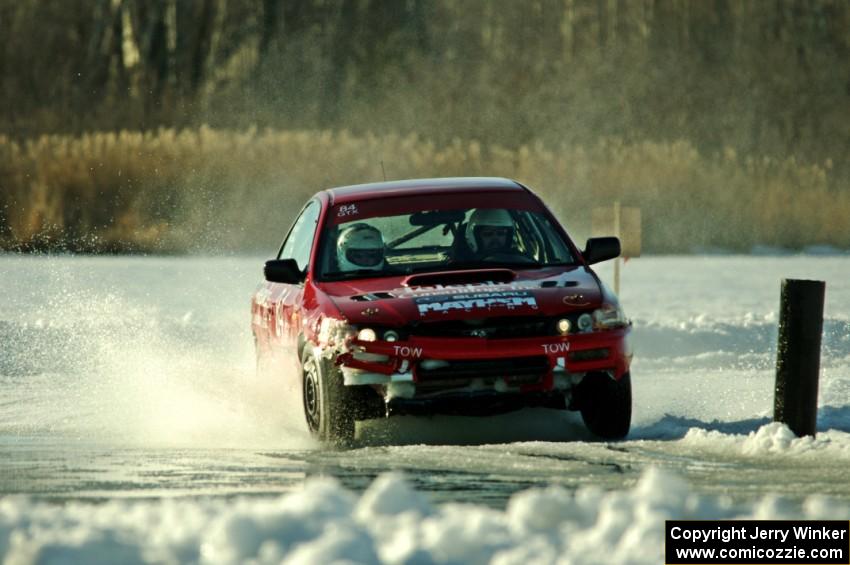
592 303 628 330
577 313 594 332
357 328 377 342
556 318 571 335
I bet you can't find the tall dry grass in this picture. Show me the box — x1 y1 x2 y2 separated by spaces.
0 128 846 254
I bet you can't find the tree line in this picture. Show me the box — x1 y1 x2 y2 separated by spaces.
2 0 848 176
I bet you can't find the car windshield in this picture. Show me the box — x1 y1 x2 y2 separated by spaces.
317 202 576 281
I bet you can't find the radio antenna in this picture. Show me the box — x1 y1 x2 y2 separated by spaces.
380 160 387 181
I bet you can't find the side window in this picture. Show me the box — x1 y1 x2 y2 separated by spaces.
534 213 574 263
278 200 321 272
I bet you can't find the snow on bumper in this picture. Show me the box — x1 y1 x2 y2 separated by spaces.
337 327 632 392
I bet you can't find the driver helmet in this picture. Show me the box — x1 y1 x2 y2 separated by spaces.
465 208 515 253
336 223 385 272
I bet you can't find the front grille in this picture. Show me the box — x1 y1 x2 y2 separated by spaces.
411 316 550 339
416 355 549 386
569 348 610 362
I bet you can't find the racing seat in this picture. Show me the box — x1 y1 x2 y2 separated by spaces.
449 222 475 263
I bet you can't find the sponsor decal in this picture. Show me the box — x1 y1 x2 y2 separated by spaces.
393 345 423 358
542 342 571 354
337 204 359 217
562 293 591 306
398 281 539 298
361 307 380 316
415 290 538 315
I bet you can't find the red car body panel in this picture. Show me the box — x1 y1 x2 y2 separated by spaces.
251 177 632 420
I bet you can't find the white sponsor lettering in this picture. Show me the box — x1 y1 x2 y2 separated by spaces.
400 281 538 298
542 342 571 354
393 345 423 358
416 291 538 314
417 296 537 314
337 204 359 217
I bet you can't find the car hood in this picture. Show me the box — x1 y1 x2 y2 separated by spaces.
318 266 604 326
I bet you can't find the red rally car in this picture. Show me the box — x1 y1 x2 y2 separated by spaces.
252 178 633 445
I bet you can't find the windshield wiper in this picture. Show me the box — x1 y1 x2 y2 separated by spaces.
446 259 545 270
321 268 403 281
438 260 492 271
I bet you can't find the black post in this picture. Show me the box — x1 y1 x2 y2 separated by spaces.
774 279 825 437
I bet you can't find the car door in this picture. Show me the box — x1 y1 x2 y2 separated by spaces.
260 200 321 362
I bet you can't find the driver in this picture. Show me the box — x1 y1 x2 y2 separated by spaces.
465 209 516 257
336 223 385 272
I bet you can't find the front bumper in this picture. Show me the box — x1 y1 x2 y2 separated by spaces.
336 327 632 396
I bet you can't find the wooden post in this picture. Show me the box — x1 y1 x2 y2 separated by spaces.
613 200 621 295
592 201 639 296
773 279 825 437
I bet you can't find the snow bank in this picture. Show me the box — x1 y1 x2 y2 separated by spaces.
682 422 850 458
3 466 849 565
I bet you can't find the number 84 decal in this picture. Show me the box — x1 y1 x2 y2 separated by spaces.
337 204 359 217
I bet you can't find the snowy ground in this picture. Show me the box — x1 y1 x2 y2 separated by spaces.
1 254 848 563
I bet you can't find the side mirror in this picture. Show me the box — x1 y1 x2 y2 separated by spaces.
264 258 304 284
583 237 621 265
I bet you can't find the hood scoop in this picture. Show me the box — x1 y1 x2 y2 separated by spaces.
350 292 394 302
403 268 516 288
541 280 579 288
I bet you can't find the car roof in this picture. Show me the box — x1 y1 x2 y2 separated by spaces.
324 177 527 205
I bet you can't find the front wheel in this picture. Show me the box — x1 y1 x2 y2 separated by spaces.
302 351 355 447
575 372 632 440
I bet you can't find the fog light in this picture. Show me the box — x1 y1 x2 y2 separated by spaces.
383 330 400 342
556 318 571 335
577 313 593 332
357 328 377 342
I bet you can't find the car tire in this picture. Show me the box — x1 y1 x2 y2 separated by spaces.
302 350 355 447
576 371 632 440
348 385 386 421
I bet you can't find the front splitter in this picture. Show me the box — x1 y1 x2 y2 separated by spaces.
385 391 567 417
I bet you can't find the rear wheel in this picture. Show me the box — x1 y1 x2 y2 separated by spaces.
576 372 632 440
302 351 355 447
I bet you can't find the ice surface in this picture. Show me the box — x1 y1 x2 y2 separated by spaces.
1 254 849 563
2 255 847 446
